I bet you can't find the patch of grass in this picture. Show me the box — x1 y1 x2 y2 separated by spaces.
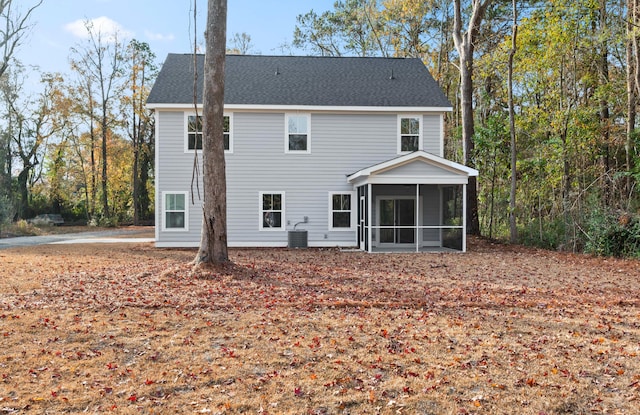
0 241 639 414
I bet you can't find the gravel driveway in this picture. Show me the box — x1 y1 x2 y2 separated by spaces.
0 228 154 250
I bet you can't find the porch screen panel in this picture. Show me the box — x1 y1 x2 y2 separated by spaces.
442 185 464 250
420 185 440 243
379 199 415 244
379 200 394 243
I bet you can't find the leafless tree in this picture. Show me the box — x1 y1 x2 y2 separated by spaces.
69 20 125 222
0 0 42 79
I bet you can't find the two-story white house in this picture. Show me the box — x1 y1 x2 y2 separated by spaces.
146 54 478 252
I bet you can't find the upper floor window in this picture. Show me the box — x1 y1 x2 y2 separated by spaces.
285 114 311 153
186 113 232 152
398 116 421 153
187 115 203 151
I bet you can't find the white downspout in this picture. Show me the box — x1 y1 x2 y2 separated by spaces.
367 183 372 253
462 183 467 252
415 184 419 253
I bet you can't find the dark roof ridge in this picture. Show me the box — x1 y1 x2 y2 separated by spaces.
171 52 420 60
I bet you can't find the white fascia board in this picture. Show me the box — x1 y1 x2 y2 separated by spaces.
147 103 202 110
347 151 478 183
364 176 470 185
147 103 453 114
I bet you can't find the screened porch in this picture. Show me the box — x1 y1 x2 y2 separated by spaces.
346 151 478 253
355 184 465 253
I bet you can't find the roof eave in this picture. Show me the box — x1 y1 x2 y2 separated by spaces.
146 103 453 113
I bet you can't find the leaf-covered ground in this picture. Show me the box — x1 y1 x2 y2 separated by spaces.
1 237 639 414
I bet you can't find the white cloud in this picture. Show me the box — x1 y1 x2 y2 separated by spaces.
144 30 175 42
64 16 134 42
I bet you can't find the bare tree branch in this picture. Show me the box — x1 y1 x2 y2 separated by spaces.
0 0 43 78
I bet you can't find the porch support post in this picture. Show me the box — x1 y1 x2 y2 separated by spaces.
415 184 419 253
462 184 468 252
367 183 372 253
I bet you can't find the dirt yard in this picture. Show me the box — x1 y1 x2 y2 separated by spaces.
0 236 639 414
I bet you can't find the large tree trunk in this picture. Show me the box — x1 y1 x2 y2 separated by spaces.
508 0 518 243
596 1 612 207
132 144 140 225
627 0 638 199
16 168 29 219
194 0 229 266
100 104 109 219
452 0 490 236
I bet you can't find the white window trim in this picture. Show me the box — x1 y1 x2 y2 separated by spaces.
225 112 234 154
184 112 233 154
184 113 202 153
259 191 286 231
284 113 311 154
397 114 423 154
162 191 189 232
328 191 356 231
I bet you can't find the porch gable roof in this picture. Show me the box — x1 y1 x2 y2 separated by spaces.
347 151 479 186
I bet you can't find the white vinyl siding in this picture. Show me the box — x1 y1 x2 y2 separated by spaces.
155 110 447 247
423 114 442 156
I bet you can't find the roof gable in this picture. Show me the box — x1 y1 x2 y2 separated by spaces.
147 54 451 109
347 151 479 186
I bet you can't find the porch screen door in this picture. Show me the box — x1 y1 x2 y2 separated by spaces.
359 196 366 250
379 198 415 244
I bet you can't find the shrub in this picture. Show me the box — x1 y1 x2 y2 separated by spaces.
518 216 567 251
89 215 118 228
0 194 15 237
584 209 640 258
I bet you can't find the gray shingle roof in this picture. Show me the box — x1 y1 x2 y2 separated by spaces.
147 53 451 108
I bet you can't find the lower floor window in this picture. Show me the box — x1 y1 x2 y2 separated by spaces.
164 192 187 230
330 192 354 230
260 192 284 230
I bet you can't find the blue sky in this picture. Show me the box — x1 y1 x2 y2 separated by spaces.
16 0 335 83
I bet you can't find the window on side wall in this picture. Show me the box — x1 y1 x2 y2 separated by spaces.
163 192 188 231
185 114 232 152
329 192 355 231
285 114 311 153
398 116 421 153
260 192 285 230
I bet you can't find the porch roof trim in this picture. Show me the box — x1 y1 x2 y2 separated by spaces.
346 151 479 186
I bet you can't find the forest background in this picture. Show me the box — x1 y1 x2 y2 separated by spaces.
1 0 639 258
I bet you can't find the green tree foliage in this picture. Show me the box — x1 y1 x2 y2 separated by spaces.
121 39 156 225
0 66 62 220
294 0 388 56
69 20 125 224
296 0 640 256
0 192 13 236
